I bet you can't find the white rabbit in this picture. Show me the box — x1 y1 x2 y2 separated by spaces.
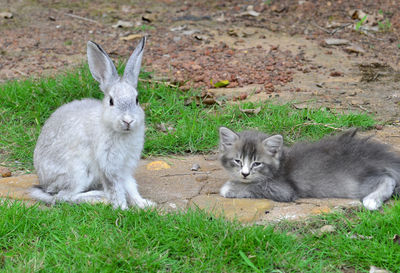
31 37 154 209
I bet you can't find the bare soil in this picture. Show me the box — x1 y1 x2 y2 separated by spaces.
1 0 400 131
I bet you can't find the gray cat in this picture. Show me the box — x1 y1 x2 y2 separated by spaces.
218 127 400 210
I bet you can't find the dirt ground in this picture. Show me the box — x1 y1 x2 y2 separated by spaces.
1 0 400 121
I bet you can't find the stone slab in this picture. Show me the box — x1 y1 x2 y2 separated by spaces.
189 194 274 223
0 155 365 223
0 174 38 200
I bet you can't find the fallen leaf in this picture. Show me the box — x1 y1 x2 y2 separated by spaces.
324 38 350 46
0 167 11 178
227 29 239 37
112 20 134 28
156 123 175 133
170 24 188 32
320 225 335 233
239 106 261 115
347 233 373 240
292 103 308 110
184 91 219 106
212 80 230 88
142 13 157 23
330 71 343 77
120 34 142 41
350 9 367 20
237 5 260 17
392 234 400 245
344 44 365 54
233 93 248 101
195 175 208 182
0 12 13 19
146 161 171 171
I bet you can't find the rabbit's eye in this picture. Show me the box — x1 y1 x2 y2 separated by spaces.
135 97 139 105
109 97 114 106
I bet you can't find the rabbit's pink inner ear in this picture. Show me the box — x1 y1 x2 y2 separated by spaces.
122 37 146 89
87 41 119 91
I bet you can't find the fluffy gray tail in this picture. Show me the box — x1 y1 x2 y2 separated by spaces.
30 185 55 204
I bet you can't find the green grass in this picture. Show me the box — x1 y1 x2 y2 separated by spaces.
0 64 390 272
0 64 374 170
1 200 399 272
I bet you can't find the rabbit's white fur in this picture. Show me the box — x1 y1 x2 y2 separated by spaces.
32 37 154 209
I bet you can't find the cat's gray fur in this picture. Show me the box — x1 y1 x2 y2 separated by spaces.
219 127 400 210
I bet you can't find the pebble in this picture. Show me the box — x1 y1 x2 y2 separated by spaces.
0 167 11 178
195 174 208 182
191 163 200 171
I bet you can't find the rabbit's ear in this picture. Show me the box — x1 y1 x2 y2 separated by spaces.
122 36 146 89
87 41 119 92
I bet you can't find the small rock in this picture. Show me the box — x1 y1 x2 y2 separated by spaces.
351 99 364 106
195 175 208 182
320 225 335 234
324 38 350 46
179 84 191 92
375 124 383 130
0 167 11 178
142 13 157 23
191 163 200 171
112 20 134 28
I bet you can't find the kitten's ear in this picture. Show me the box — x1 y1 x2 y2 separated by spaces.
219 127 239 151
262 135 283 157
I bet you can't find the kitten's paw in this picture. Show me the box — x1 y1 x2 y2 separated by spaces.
362 197 382 210
220 183 236 198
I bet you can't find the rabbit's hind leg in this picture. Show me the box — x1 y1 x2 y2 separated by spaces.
70 190 108 204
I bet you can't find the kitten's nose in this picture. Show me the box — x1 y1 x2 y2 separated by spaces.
241 172 250 178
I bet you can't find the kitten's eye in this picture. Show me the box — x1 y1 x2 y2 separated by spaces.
109 97 114 106
234 159 242 166
136 96 139 105
252 162 262 168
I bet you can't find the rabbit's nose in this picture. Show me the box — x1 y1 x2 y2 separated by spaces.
122 115 134 125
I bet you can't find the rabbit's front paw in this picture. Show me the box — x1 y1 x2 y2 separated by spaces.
134 197 156 208
111 198 129 210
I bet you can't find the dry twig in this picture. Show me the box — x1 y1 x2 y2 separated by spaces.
65 13 100 25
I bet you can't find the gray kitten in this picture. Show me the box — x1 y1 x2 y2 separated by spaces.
219 127 400 210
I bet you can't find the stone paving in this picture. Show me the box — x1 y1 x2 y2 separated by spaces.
0 155 362 223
